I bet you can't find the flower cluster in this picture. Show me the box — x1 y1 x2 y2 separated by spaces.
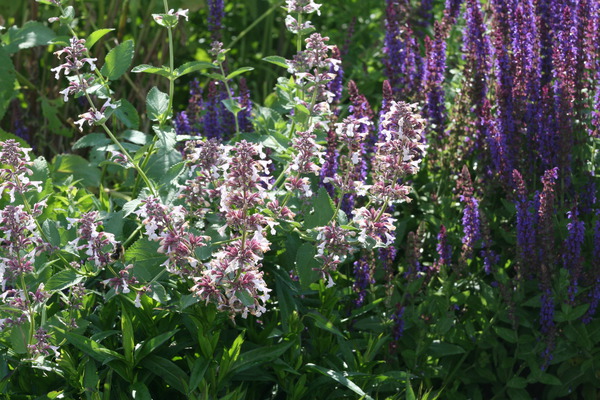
67 211 118 268
290 128 323 174
352 207 396 247
371 101 426 204
51 37 97 80
285 0 322 34
102 264 138 295
135 197 207 275
315 223 353 287
0 140 42 202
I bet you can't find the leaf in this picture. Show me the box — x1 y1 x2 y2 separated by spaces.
262 56 289 69
72 133 111 150
146 87 170 121
495 327 518 343
115 99 140 129
0 47 16 121
4 21 56 54
130 382 153 400
306 364 374 400
141 355 189 395
86 28 115 50
428 342 465 357
189 358 210 392
232 342 292 374
134 330 178 364
295 243 321 288
122 130 150 145
507 377 527 389
101 40 135 80
10 321 30 354
306 312 345 338
174 61 216 77
122 198 143 217
45 269 84 291
56 329 125 364
222 99 242 115
121 304 135 367
131 64 172 78
52 154 101 187
304 187 335 228
225 66 254 80
40 97 72 137
124 238 167 281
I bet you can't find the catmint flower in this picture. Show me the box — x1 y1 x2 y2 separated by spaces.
67 211 117 267
102 264 138 294
457 166 481 264
28 328 58 358
371 101 426 204
152 9 189 25
563 209 584 303
286 0 322 15
352 207 396 247
74 98 116 132
389 303 405 352
207 0 224 37
59 76 94 102
0 140 42 202
51 37 97 79
290 129 323 174
422 22 447 142
135 197 206 274
315 223 353 287
434 225 452 271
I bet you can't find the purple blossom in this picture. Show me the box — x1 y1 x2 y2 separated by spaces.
457 166 480 264
0 140 42 202
422 23 447 142
51 37 97 79
174 111 194 136
237 78 253 133
207 0 225 40
563 209 585 303
353 255 375 307
102 264 138 295
434 225 452 271
327 46 344 105
290 129 323 174
67 211 118 268
74 99 117 132
512 169 536 279
27 328 58 358
319 126 339 199
390 303 405 350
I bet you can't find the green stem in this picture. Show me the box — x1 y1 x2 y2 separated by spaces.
218 63 241 135
227 0 284 49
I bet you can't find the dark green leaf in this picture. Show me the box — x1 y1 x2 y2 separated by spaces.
52 154 101 187
233 342 292 375
428 342 465 357
56 329 125 364
141 355 189 395
295 243 321 288
189 358 210 392
101 40 135 80
304 187 335 228
121 305 135 367
115 99 140 129
122 130 150 145
130 382 152 400
134 330 178 364
10 321 30 354
306 364 374 400
124 238 167 281
72 133 111 150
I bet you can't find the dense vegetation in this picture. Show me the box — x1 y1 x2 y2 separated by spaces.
1 0 600 399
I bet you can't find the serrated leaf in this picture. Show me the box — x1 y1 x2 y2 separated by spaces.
86 28 114 50
262 56 289 69
45 269 84 291
4 21 56 54
115 99 140 129
225 66 254 80
122 198 143 217
175 61 216 77
131 64 172 78
101 40 135 80
146 87 170 121
295 243 321 288
52 154 101 187
304 187 335 228
0 48 16 121
124 238 167 281
306 364 374 400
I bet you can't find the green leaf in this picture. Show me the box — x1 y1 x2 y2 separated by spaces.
262 56 289 69
4 21 56 54
146 87 170 121
72 133 111 150
141 355 189 395
45 269 84 291
189 358 210 392
222 99 242 115
115 99 140 129
124 238 167 281
10 321 30 354
225 66 254 80
0 47 16 121
428 342 465 357
306 312 345 338
295 243 321 288
174 61 216 77
130 382 152 400
121 304 135 367
101 40 135 80
507 377 527 389
306 364 374 400
122 198 143 217
131 64 172 78
304 187 335 228
52 154 101 187
122 130 150 145
40 97 72 137
86 29 115 50
56 329 125 364
232 342 293 375
134 330 178 364
406 379 416 400
495 327 518 343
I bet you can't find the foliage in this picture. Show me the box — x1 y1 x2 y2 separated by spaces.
1 0 600 399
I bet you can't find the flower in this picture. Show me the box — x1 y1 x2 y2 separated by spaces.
74 98 116 131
